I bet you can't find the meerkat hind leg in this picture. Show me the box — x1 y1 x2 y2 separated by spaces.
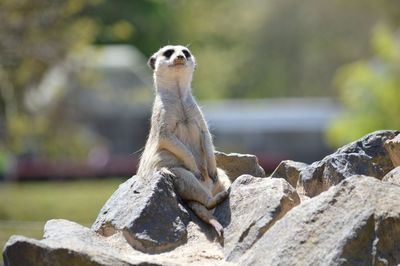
170 167 228 209
188 201 223 237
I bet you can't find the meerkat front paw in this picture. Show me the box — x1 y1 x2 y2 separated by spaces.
194 171 205 181
205 189 229 209
207 164 218 183
209 170 218 183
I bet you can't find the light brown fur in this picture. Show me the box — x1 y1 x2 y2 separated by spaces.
137 45 230 236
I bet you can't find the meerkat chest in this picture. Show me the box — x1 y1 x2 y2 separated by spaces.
174 104 202 145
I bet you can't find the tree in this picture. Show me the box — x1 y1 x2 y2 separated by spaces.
0 0 100 157
326 24 400 147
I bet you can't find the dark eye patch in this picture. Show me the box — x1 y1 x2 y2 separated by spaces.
182 50 191 58
163 49 174 59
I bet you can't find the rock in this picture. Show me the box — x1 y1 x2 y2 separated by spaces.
92 172 190 253
3 219 234 266
3 219 170 266
336 130 399 173
4 235 110 266
214 175 300 262
300 130 399 197
5 141 400 265
382 166 400 186
91 151 265 253
215 151 266 180
300 153 382 197
384 134 400 167
239 175 400 266
270 160 308 187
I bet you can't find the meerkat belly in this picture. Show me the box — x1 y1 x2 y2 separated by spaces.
175 120 202 162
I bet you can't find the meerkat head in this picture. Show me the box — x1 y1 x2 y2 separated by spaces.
148 45 196 88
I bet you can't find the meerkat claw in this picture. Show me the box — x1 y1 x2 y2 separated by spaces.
209 218 224 238
210 172 218 183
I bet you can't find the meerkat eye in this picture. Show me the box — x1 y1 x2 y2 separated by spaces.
163 49 174 59
182 50 191 58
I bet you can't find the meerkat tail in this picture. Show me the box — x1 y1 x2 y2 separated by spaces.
188 201 224 237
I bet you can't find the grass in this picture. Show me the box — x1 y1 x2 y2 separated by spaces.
0 178 125 254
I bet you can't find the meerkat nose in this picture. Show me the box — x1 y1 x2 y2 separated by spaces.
173 55 186 65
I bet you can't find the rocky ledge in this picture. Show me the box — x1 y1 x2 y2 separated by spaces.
3 130 400 266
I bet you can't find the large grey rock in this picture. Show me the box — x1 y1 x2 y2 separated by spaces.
382 166 400 186
4 235 109 266
215 175 300 262
92 172 190 253
91 151 264 253
215 151 266 180
3 219 170 266
336 130 399 173
239 175 400 266
384 134 400 167
271 160 308 187
300 130 399 197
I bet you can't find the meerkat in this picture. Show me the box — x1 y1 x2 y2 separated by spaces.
137 45 230 237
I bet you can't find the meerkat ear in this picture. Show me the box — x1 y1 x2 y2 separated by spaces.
148 56 156 70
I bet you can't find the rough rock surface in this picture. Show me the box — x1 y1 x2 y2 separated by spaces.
91 150 265 254
3 219 232 266
300 130 399 197
239 175 400 266
271 160 308 187
384 134 400 167
382 166 400 186
92 172 190 253
215 175 300 262
3 143 400 266
3 220 159 266
215 151 266 180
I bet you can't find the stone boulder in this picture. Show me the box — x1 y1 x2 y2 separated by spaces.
384 134 400 167
382 166 400 186
90 150 266 254
239 175 400 266
215 151 266 180
3 219 171 266
4 218 237 266
92 172 190 253
300 130 399 197
270 160 308 187
215 175 300 262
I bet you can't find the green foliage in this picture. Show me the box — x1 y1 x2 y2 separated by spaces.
86 0 173 55
0 0 101 157
139 0 386 99
7 113 99 158
87 0 388 99
327 24 400 147
0 0 100 109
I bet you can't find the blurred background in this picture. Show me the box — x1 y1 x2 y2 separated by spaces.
0 0 399 252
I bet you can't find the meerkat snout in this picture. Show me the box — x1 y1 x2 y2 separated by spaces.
174 55 186 65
